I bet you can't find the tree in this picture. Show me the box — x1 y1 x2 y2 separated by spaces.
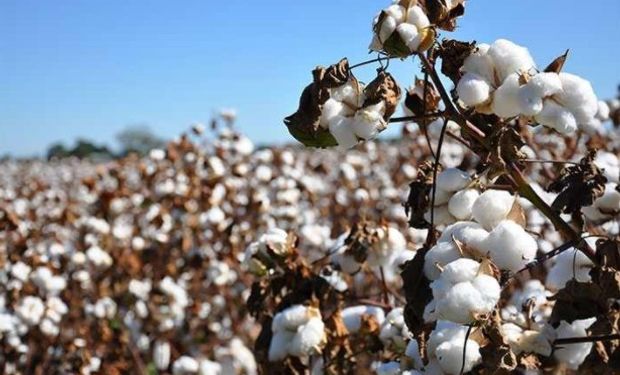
116 125 165 156
46 143 70 160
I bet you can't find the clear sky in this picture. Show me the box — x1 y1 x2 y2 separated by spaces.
2 1 619 156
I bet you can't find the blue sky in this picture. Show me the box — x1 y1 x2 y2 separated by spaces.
2 1 619 156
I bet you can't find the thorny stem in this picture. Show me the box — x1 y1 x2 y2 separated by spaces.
416 51 598 262
554 333 620 346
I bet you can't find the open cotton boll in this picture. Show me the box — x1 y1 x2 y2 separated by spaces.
396 23 419 50
535 100 578 134
430 186 452 206
517 85 544 116
329 117 359 150
379 15 398 42
554 318 597 370
430 259 500 323
596 100 610 120
501 323 553 356
405 339 424 370
545 248 594 291
320 99 348 129
448 189 479 220
330 80 363 106
556 73 599 123
268 330 294 362
272 305 316 332
373 361 401 375
480 220 537 272
289 317 326 357
472 190 515 230
435 336 481 374
172 356 199 375
367 226 407 267
427 321 482 374
424 205 456 226
462 44 494 83
341 305 385 333
457 73 491 106
407 6 430 29
594 183 620 213
524 72 563 98
379 308 410 350
436 168 471 193
352 103 386 140
487 39 535 80
385 4 406 23
594 152 619 183
491 73 523 118
424 241 461 280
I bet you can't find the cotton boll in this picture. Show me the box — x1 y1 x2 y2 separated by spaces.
385 4 406 23
272 305 314 332
448 189 479 220
481 220 537 272
430 186 452 206
406 6 430 29
594 152 619 183
424 241 461 280
352 103 386 140
594 183 620 213
153 341 171 370
462 44 494 83
435 281 485 323
374 361 401 375
472 190 515 230
525 72 563 97
330 80 363 107
596 100 610 120
487 39 535 80
289 317 325 357
172 356 199 375
320 99 347 129
198 359 222 375
341 305 385 333
396 23 419 51
15 296 45 326
436 168 471 193
517 85 544 116
556 73 598 122
424 205 456 226
268 330 294 362
405 339 424 369
379 15 398 42
435 337 481 374
492 73 523 118
545 248 594 291
535 100 578 134
554 318 597 370
329 117 358 149
457 73 491 106
438 258 481 284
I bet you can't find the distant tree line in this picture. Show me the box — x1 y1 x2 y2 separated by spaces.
46 126 165 161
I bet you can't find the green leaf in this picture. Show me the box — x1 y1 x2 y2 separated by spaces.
286 125 338 148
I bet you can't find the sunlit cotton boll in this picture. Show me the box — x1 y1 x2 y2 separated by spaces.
457 72 491 106
545 247 594 291
15 296 46 326
329 117 359 150
471 189 515 230
427 320 482 374
172 356 200 375
153 341 171 370
554 318 597 370
448 189 479 220
480 220 537 272
341 305 385 333
428 258 500 324
436 168 471 193
351 103 386 140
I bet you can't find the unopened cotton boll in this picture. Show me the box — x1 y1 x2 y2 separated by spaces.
457 73 491 106
554 318 597 370
480 220 537 272
448 189 479 220
472 189 514 230
329 117 358 150
436 168 471 193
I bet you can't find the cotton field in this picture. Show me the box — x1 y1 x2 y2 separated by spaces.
4 0 620 374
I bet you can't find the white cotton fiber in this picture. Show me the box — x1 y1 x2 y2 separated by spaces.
545 248 594 291
448 189 479 220
396 23 419 49
424 241 461 280
289 317 325 357
554 318 596 370
341 305 385 333
491 73 523 118
272 305 311 332
268 331 294 361
424 205 456 226
481 220 537 272
524 72 563 98
379 15 397 42
556 73 598 123
471 190 515 230
436 168 471 192
352 103 385 140
535 100 578 134
457 73 491 106
487 39 535 80
462 44 494 83
406 6 430 29
517 85 544 116
329 117 358 149
320 99 347 129
435 337 481 374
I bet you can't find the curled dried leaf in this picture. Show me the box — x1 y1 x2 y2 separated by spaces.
544 49 569 73
404 78 441 119
363 70 402 119
437 39 477 84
